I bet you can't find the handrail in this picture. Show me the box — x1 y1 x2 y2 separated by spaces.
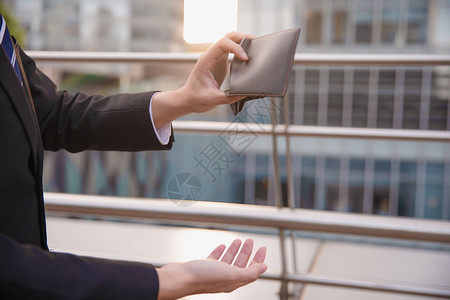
28 51 450 66
172 121 450 142
265 273 450 298
44 192 450 298
44 193 450 244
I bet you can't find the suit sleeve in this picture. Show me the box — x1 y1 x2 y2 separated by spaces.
0 233 159 300
19 48 173 153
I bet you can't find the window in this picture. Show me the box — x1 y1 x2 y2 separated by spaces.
407 0 428 44
254 176 270 205
324 157 341 211
306 10 322 44
349 158 365 213
304 69 320 125
373 160 391 215
373 187 390 215
398 161 417 217
429 69 449 130
328 70 345 126
300 157 316 209
355 1 373 44
381 0 399 44
332 10 347 44
424 162 444 219
377 69 396 128
352 70 370 127
403 70 422 129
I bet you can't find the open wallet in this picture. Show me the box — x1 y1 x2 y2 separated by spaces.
226 28 301 115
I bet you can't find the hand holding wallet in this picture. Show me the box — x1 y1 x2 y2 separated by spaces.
225 28 301 115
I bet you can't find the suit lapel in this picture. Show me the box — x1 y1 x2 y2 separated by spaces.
0 47 39 174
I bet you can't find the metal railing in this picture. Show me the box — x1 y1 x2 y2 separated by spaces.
34 52 450 299
45 192 450 299
29 51 450 145
28 51 450 66
171 120 450 142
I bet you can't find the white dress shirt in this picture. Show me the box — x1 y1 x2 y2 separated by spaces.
149 93 171 145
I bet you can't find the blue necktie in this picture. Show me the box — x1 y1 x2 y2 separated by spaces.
1 14 23 84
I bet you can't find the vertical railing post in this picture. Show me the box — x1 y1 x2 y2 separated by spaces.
283 94 304 299
270 97 289 300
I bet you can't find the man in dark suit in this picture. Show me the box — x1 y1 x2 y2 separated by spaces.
0 13 266 300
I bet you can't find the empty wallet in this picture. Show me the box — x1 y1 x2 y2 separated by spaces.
226 28 301 115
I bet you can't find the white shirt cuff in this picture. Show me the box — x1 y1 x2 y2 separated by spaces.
149 92 172 145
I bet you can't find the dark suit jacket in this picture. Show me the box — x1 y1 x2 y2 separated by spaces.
0 39 173 299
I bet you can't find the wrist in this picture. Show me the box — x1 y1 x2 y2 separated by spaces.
156 263 195 300
151 87 192 128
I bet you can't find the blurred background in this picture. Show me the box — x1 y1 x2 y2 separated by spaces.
2 1 449 299
3 0 449 220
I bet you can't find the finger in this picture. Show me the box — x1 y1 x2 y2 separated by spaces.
207 244 226 260
249 246 267 266
209 37 248 61
221 239 242 264
225 31 255 43
223 32 255 61
248 263 268 277
220 38 249 61
233 239 254 268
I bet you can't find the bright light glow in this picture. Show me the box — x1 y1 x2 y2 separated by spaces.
184 0 238 44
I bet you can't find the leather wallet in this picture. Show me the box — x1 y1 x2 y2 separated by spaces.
226 28 301 115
